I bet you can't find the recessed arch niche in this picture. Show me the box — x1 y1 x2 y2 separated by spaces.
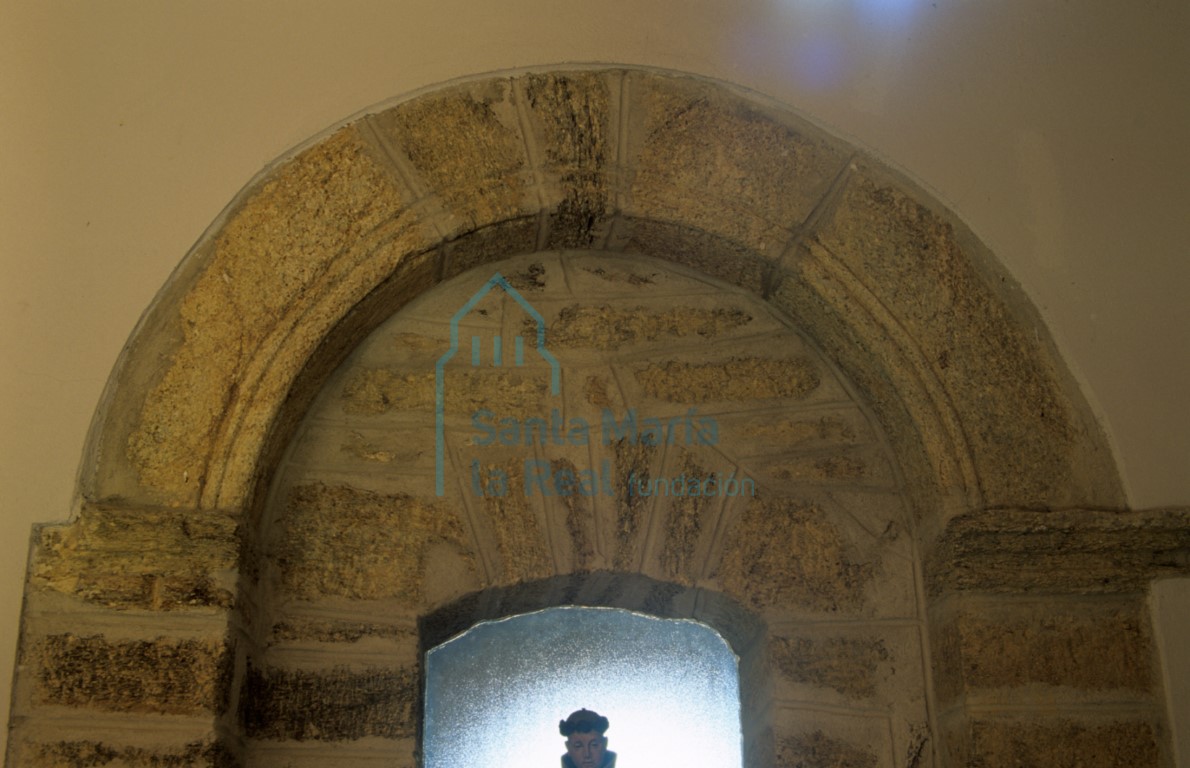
243 249 922 766
13 67 1178 768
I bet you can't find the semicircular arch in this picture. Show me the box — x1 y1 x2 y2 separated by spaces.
81 66 1122 535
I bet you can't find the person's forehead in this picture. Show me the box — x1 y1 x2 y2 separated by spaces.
567 732 605 742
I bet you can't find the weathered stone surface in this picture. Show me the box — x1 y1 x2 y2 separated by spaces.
967 718 1160 768
775 730 878 768
127 126 417 505
207 237 440 511
34 634 229 715
373 82 527 231
719 498 873 612
927 507 1190 594
579 262 660 287
284 422 436 476
629 72 848 252
554 458 596 570
442 216 540 279
769 263 955 517
31 504 237 610
770 634 890 699
275 483 474 602
87 64 1122 521
523 72 613 249
24 67 1146 768
23 739 234 768
806 164 1120 508
242 663 416 741
636 357 820 403
269 619 414 646
659 453 716 583
475 459 553 583
933 597 1153 703
546 304 752 350
742 413 861 448
758 449 892 488
611 438 659 570
624 218 773 293
340 367 548 416
338 431 402 464
505 260 550 292
584 374 616 409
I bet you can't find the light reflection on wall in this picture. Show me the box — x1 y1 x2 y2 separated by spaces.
424 607 742 768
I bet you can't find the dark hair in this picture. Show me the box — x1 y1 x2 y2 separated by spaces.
559 709 610 736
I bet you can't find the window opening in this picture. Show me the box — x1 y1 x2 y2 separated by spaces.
424 606 742 768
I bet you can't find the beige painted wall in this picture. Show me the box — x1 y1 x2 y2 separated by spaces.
2 0 1187 758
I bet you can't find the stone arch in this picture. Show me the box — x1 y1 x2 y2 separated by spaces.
80 67 1121 523
16 67 1186 768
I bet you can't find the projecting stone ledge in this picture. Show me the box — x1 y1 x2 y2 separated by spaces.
30 504 238 611
926 506 1190 594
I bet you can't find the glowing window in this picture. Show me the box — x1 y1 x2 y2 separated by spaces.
424 606 742 768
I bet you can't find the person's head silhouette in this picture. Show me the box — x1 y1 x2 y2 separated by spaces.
559 709 616 768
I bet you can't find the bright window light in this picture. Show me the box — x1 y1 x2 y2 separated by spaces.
424 607 743 768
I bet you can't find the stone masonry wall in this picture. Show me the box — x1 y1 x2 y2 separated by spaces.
244 252 928 767
926 507 1190 768
10 68 1187 768
9 506 238 767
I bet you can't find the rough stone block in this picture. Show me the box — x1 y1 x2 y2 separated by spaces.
371 81 529 232
268 619 414 646
752 447 894 490
521 72 614 248
652 451 718 583
443 217 540 279
553 457 597 571
627 72 848 252
718 498 873 612
242 663 416 741
734 411 865 450
768 262 955 518
610 438 660 570
968 718 1160 768
635 356 821 404
31 504 237 610
471 456 554 583
622 217 773 294
339 366 549 418
805 163 1119 508
927 506 1190 595
274 482 475 603
770 633 890 700
33 634 229 715
775 730 879 768
127 125 417 505
932 596 1154 705
17 739 235 768
545 303 753 351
